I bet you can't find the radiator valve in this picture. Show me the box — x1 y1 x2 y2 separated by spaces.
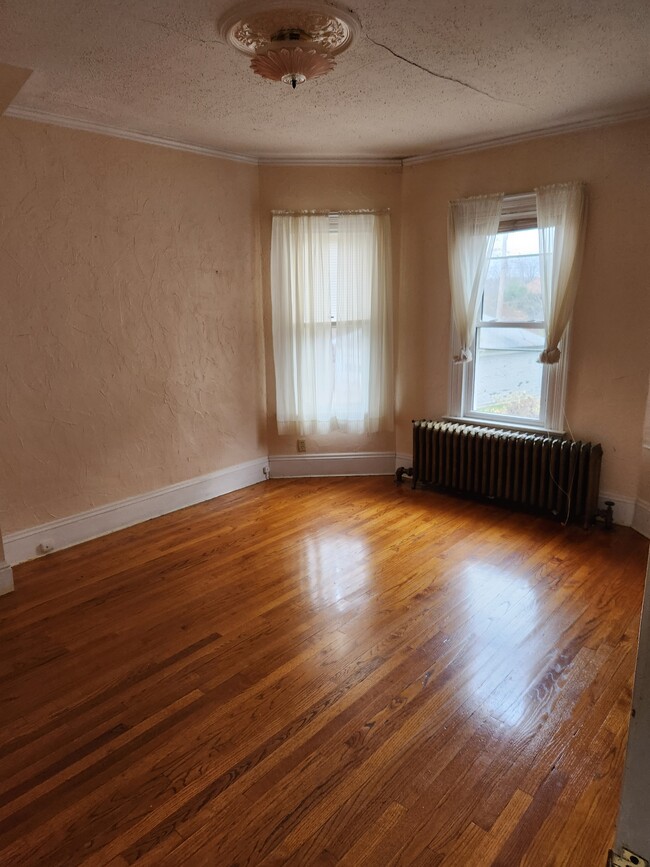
395 466 413 484
594 500 615 530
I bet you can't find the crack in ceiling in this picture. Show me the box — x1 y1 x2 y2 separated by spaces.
365 34 530 109
135 17 224 47
0 0 647 160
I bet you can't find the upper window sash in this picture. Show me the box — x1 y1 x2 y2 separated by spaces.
498 192 537 231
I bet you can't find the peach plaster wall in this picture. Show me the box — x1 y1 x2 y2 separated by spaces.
1 114 647 540
0 118 267 535
258 164 402 458
398 118 650 504
639 380 650 507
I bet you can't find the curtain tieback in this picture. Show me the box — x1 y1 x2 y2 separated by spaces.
453 348 472 363
539 347 561 364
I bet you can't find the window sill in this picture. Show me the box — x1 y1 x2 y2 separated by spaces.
443 416 566 437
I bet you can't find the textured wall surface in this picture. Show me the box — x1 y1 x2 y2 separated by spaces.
399 118 650 501
258 164 402 457
0 118 266 533
640 448 650 508
1 114 647 538
0 62 31 114
639 382 650 505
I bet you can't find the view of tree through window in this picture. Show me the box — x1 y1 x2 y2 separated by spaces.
472 228 545 420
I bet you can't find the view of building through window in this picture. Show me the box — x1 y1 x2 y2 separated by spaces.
471 227 545 420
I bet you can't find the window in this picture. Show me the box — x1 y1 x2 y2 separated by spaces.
470 226 547 421
450 193 568 432
271 211 393 436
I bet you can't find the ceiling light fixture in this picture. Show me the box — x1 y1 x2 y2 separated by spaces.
218 1 360 89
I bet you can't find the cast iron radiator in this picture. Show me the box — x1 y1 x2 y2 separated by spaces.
404 420 604 528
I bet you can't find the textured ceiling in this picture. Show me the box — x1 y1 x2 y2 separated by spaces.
0 0 648 161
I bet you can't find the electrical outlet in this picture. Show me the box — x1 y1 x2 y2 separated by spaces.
609 849 648 867
297 438 306 453
622 850 648 867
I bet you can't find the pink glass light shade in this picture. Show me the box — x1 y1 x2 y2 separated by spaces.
250 42 336 87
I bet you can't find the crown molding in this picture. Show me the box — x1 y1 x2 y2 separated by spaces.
253 107 650 165
4 104 401 165
258 155 401 167
3 105 259 165
402 107 650 165
4 103 648 169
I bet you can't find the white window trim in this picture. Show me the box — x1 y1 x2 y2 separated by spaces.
448 194 570 434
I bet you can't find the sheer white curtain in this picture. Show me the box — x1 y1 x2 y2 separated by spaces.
335 213 393 433
536 182 587 364
447 193 504 362
271 212 393 435
271 214 333 434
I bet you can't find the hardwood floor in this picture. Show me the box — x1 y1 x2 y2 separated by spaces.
0 477 647 866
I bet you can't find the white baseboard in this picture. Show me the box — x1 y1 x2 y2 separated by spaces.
396 453 413 470
2 455 644 568
0 561 14 595
4 457 269 565
632 499 650 539
269 451 396 479
389 467 637 528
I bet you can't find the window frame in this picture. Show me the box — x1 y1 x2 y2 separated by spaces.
448 193 569 434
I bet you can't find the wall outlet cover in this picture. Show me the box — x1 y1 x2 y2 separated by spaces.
609 849 649 867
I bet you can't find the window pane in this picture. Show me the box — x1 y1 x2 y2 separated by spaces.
472 327 544 419
482 228 543 323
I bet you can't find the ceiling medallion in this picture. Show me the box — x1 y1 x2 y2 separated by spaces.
218 1 360 88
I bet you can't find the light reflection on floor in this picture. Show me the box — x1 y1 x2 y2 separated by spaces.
302 532 370 611
462 563 541 728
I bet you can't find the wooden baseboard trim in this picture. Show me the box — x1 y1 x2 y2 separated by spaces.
3 458 269 565
390 463 638 528
632 498 650 540
268 451 396 479
3 459 643 568
0 561 14 595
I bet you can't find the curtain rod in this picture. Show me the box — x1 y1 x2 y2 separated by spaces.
450 184 585 207
271 208 390 216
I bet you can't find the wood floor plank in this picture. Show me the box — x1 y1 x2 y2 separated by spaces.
0 477 646 866
254 572 589 864
438 789 533 866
